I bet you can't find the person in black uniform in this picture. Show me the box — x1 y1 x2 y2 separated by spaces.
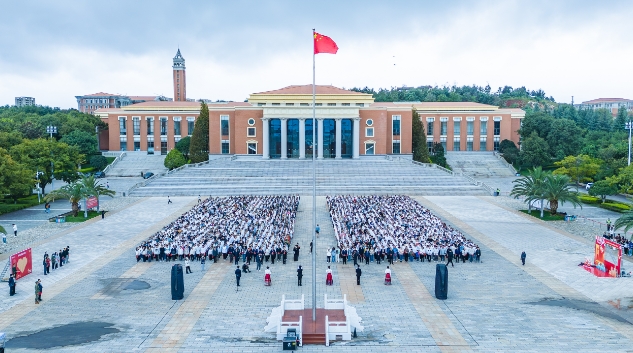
355 265 362 285
235 266 242 286
293 244 300 261
446 248 455 267
297 265 303 286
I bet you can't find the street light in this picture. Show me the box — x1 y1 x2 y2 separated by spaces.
626 120 632 166
47 125 57 190
35 170 44 203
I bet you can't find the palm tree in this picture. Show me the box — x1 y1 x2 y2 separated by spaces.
0 225 6 234
614 212 633 234
511 167 548 215
44 176 115 216
540 174 582 215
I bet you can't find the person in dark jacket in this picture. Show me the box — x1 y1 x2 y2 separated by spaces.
297 265 303 286
8 274 16 296
355 265 362 285
235 266 242 286
520 251 526 266
446 248 455 267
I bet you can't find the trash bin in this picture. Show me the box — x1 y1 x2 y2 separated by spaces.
435 264 448 300
282 328 298 350
56 216 65 223
171 264 184 300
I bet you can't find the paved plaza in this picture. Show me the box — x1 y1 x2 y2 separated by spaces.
2 193 633 352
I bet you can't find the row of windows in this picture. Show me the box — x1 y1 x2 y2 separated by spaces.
427 121 501 136
257 102 366 107
428 136 501 152
118 117 194 136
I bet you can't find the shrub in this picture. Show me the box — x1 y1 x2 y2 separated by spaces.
89 155 108 170
578 195 600 204
164 149 186 170
600 202 632 213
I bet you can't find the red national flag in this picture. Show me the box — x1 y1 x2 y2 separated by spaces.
314 32 338 54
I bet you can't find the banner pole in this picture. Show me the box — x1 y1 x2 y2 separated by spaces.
312 28 317 322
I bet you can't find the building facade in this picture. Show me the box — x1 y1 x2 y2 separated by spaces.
577 98 633 117
75 93 171 115
15 97 35 107
95 50 524 156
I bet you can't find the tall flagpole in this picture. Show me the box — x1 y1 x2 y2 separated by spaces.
311 28 317 322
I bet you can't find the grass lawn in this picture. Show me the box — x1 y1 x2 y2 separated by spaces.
520 209 566 221
106 157 116 164
64 211 101 222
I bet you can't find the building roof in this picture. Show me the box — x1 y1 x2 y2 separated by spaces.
252 85 366 95
370 101 499 111
582 98 632 104
128 96 160 101
80 92 120 97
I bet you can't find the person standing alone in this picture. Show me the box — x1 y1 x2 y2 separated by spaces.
446 248 454 267
235 265 242 287
185 258 192 274
297 265 303 286
8 274 16 296
520 251 526 266
355 265 362 285
13 223 17 237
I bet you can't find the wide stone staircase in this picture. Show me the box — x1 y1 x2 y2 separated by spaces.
128 156 488 196
445 151 516 178
105 152 168 177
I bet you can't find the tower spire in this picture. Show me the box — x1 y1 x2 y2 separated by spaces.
173 49 186 101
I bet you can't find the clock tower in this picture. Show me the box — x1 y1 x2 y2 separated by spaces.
173 49 186 101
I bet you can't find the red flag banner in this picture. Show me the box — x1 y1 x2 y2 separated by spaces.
314 32 338 54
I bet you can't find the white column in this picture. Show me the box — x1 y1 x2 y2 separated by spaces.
353 118 360 159
317 118 324 159
280 118 287 159
335 118 342 159
262 118 269 159
299 118 306 159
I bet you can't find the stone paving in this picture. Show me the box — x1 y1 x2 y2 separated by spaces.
2 194 633 352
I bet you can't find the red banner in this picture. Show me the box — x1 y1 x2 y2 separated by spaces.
86 196 98 210
594 237 622 277
10 248 32 280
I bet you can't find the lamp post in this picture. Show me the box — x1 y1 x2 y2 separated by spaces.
35 170 44 203
47 126 57 190
626 120 632 166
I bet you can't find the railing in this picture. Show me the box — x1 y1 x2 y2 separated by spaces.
325 315 351 346
493 151 518 174
101 151 124 157
103 151 126 175
325 315 329 347
324 293 346 310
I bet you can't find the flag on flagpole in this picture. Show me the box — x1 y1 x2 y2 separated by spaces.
314 32 338 54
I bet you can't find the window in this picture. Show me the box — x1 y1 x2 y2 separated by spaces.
356 103 364 107
365 142 375 155
147 117 154 135
133 117 140 135
427 121 434 135
494 136 500 151
392 140 401 154
327 103 336 106
221 140 230 154
366 127 374 137
119 117 126 135
366 119 373 126
257 103 266 106
248 118 255 126
272 103 280 106
467 137 473 151
160 117 167 136
120 137 127 151
480 121 487 135
134 141 140 151
161 141 168 155
480 137 487 151
440 136 447 151
427 141 434 153
221 115 229 136
286 103 294 106
300 103 309 106
440 121 447 135
174 120 181 136
187 118 194 136
247 142 257 155
392 115 401 135
453 137 461 151
342 103 350 106
147 137 154 151
453 121 460 136
247 127 256 137
315 103 323 106
467 121 474 135
494 121 501 135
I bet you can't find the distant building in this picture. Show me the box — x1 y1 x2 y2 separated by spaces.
15 97 35 107
577 98 633 117
75 93 171 114
172 49 186 102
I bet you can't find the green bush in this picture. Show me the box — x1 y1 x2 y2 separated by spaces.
78 166 95 173
89 155 108 170
164 149 186 170
579 195 600 204
600 202 632 212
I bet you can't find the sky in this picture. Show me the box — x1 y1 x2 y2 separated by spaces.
1 0 633 108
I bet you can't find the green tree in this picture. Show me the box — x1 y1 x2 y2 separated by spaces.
44 176 114 216
411 109 430 163
519 132 550 167
164 149 187 170
540 174 581 215
79 175 115 212
546 119 584 159
588 180 618 203
89 155 108 170
60 130 98 157
511 167 548 215
0 148 34 201
553 154 601 186
0 225 5 234
189 102 209 163
607 164 633 193
10 139 84 194
614 211 633 233
430 142 447 168
0 131 23 150
175 136 191 160
614 106 629 132
498 139 519 164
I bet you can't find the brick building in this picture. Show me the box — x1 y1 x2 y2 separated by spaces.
95 50 524 156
